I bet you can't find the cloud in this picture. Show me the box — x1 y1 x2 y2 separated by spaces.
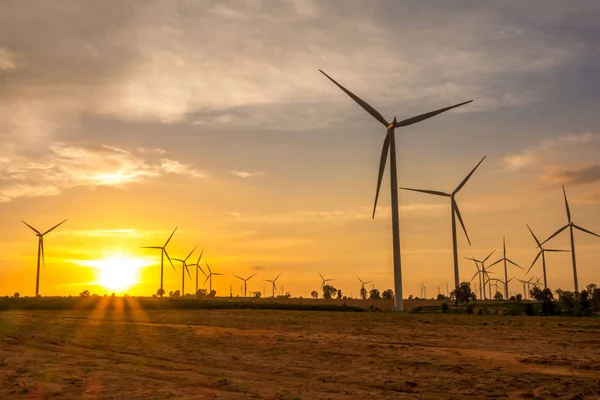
0 144 206 202
230 171 266 178
0 47 17 70
541 164 600 185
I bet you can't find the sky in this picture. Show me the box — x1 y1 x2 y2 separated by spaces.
1 0 599 298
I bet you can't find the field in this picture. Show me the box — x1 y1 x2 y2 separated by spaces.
1 304 599 399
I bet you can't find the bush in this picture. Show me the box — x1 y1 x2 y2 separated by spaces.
524 303 535 316
466 304 474 314
441 302 449 313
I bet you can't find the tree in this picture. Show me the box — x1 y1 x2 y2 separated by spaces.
336 289 342 299
13 292 20 298
156 288 165 297
360 287 368 300
436 293 447 301
253 291 262 298
79 290 90 298
450 282 474 304
369 288 382 300
311 290 318 299
408 294 414 300
322 284 337 299
170 290 181 298
382 289 394 300
494 291 504 301
208 290 217 298
196 289 207 298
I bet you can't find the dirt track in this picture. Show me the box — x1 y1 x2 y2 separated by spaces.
1 306 599 399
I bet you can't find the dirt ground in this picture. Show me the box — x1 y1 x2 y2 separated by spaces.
1 304 599 399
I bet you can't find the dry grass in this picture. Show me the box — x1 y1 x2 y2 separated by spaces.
1 306 599 399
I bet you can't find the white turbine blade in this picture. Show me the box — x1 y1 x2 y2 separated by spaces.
573 224 600 238
42 219 68 235
164 226 178 247
373 132 390 219
21 220 41 235
319 69 389 127
453 199 471 245
562 185 571 223
541 225 569 245
395 100 473 128
454 156 486 194
398 187 450 197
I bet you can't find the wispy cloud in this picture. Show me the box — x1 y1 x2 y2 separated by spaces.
541 164 600 185
230 171 266 178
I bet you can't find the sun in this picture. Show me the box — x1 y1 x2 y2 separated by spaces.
94 255 148 291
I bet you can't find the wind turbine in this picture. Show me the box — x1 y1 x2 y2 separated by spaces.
489 237 523 300
202 261 224 293
21 219 68 297
319 272 334 289
173 246 196 296
465 250 495 300
400 156 486 289
188 249 205 294
357 277 372 295
235 273 256 297
526 224 568 289
264 273 281 298
468 259 484 300
319 69 472 311
141 226 177 292
541 186 600 292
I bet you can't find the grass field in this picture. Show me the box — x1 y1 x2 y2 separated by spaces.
1 304 599 399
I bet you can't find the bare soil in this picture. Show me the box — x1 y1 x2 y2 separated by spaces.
1 303 599 399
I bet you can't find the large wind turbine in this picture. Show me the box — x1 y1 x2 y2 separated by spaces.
542 186 600 292
526 224 568 289
173 246 196 296
489 237 523 300
319 272 334 289
264 273 281 298
319 70 472 311
21 219 68 297
401 156 485 289
202 261 224 293
188 249 205 294
235 273 256 297
141 226 177 291
465 250 495 299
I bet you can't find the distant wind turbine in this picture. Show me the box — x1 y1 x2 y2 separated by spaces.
173 246 196 296
401 156 486 289
235 273 256 297
21 219 68 297
319 272 334 289
141 226 177 292
188 249 205 294
465 250 495 299
357 277 372 294
319 69 472 311
526 224 568 289
542 186 600 292
202 261 224 293
263 273 281 298
489 237 523 300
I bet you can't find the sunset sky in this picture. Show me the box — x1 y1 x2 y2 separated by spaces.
1 1 599 298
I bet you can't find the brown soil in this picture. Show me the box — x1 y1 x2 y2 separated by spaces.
1 304 599 399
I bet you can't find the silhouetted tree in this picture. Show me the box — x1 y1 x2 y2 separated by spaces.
156 288 165 297
196 289 207 298
369 288 382 300
170 290 181 298
336 289 342 299
436 293 447 301
450 282 475 305
382 289 394 300
208 290 216 298
13 292 20 298
322 284 337 299
408 294 413 300
494 291 503 301
79 290 90 298
253 291 262 298
311 290 318 299
556 289 576 311
360 287 368 300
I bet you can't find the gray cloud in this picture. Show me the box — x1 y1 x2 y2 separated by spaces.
541 164 600 185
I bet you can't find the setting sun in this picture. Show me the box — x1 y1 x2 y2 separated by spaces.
79 254 152 292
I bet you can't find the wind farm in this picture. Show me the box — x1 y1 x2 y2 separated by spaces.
1 2 600 399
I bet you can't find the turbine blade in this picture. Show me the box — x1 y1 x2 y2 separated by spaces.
573 224 600 238
318 272 324 280
488 259 502 268
40 238 45 267
212 273 225 276
205 261 211 274
562 186 571 223
235 275 244 281
247 273 256 280
373 132 390 219
464 257 479 262
454 156 486 194
197 265 206 276
507 259 523 270
42 219 68 235
318 69 389 127
398 187 450 197
357 277 364 284
470 271 479 282
141 246 162 249
185 264 191 280
541 225 569 245
274 273 281 281
202 274 210 286
164 226 177 247
21 220 41 235
164 249 176 270
364 281 372 284
196 248 204 264
453 199 471 245
526 224 541 247
483 249 496 263
395 100 473 128
184 246 197 262
544 249 569 252
527 251 542 275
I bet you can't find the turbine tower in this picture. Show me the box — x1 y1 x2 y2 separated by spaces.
173 246 196 296
235 273 256 297
526 224 568 289
357 277 372 296
188 249 205 294
319 69 472 311
489 237 523 300
141 226 177 292
319 272 334 289
202 261 224 293
542 186 600 292
263 273 281 298
400 156 486 289
465 250 495 299
21 219 68 297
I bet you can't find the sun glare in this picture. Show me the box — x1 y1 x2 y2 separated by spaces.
84 255 150 292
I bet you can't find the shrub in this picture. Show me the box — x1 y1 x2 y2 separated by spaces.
524 303 535 316
441 302 449 313
466 304 474 314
